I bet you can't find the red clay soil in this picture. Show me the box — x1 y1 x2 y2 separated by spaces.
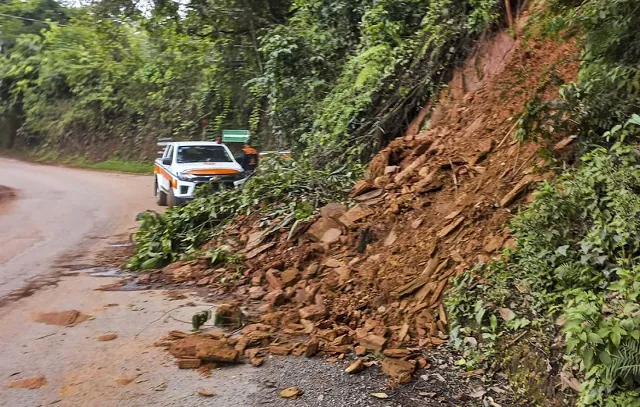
0 185 16 204
146 23 580 383
32 310 90 327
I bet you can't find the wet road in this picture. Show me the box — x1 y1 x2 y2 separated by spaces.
0 158 152 301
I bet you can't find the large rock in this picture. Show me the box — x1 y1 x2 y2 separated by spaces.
321 228 342 244
319 203 348 220
307 217 343 242
280 268 300 288
338 204 374 228
381 358 415 383
299 304 327 321
196 339 239 363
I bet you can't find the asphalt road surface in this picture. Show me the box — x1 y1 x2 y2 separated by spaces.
0 158 151 301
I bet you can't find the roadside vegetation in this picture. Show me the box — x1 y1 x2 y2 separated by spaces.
3 0 640 404
447 0 640 405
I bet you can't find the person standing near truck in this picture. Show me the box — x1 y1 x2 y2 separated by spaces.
240 142 259 173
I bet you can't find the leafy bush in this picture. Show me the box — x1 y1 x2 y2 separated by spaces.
127 156 358 269
448 136 640 405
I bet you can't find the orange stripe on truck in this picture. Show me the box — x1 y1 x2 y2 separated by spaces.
155 164 177 188
185 169 240 175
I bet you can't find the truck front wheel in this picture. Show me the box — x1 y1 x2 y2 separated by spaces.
167 188 177 207
156 181 167 206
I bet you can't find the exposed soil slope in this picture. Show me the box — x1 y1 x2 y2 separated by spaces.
144 23 580 386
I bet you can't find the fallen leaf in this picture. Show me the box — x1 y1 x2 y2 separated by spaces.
280 387 303 399
370 393 389 399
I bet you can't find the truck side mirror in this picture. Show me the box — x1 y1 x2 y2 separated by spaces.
162 157 172 165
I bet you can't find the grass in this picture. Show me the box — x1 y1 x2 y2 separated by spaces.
79 159 153 174
14 149 154 174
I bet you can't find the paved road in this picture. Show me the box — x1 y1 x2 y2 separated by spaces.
0 158 152 301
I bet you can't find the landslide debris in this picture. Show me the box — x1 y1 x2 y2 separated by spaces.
145 17 579 387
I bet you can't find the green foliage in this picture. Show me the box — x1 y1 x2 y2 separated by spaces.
448 1 640 404
448 139 640 405
127 156 358 269
254 0 502 161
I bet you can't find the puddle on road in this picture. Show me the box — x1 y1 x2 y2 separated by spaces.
88 268 125 277
105 243 135 248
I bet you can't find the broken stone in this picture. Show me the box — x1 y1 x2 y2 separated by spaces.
383 229 397 247
320 203 348 220
195 340 239 363
500 175 536 207
280 268 300 288
437 217 465 239
354 189 384 202
483 235 505 253
355 346 367 356
321 228 342 244
338 204 373 228
96 333 118 342
304 337 320 357
302 263 319 279
351 180 374 197
269 344 292 356
198 390 215 397
177 358 201 369
245 231 265 251
265 269 282 290
245 242 276 259
335 267 351 285
356 332 387 352
324 258 344 268
381 358 416 383
384 166 398 175
308 217 343 242
394 154 428 185
264 290 286 307
345 359 364 374
250 356 264 367
299 304 326 321
383 348 411 358
249 286 266 300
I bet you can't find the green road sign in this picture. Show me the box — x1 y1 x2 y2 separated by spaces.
222 129 250 143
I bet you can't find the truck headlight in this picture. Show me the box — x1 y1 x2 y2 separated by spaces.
176 172 196 182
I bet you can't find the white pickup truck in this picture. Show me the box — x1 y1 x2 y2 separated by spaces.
154 141 246 206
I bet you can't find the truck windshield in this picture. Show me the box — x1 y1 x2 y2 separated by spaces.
176 146 232 164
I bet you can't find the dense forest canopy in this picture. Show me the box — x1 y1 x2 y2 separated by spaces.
0 0 502 161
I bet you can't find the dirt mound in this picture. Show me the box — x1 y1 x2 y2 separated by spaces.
32 310 89 327
146 19 579 384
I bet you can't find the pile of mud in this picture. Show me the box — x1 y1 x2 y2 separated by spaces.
143 22 579 383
